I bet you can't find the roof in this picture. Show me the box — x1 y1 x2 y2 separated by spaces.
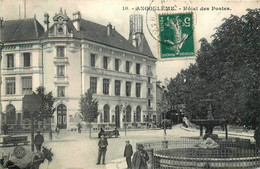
43 18 155 58
1 18 44 42
1 17 155 58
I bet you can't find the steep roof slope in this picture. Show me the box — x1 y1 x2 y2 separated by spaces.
1 18 44 42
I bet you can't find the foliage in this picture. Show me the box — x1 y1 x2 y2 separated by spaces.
79 89 99 123
35 86 56 121
167 9 260 129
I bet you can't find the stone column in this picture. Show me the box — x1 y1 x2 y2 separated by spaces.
97 77 103 95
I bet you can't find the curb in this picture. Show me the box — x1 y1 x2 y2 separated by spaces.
179 125 254 138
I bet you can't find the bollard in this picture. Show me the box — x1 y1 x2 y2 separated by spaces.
162 140 168 149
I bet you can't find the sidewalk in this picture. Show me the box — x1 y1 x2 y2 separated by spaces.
105 158 126 169
180 125 254 139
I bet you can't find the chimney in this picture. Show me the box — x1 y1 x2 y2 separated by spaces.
44 13 49 31
107 23 112 36
73 11 81 31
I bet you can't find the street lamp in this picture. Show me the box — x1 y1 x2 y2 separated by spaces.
163 91 168 140
0 41 4 134
118 98 127 136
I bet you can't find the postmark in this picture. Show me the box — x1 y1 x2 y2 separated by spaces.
158 13 195 59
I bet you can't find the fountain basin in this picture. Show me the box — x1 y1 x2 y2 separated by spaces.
153 148 260 168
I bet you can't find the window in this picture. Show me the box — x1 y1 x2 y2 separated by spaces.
126 105 131 122
136 83 141 98
7 54 14 68
115 80 121 96
148 77 151 84
57 46 65 57
58 86 65 97
148 88 151 95
103 56 108 69
136 106 141 122
57 65 65 76
126 61 130 73
91 54 96 67
148 99 151 107
6 104 16 124
90 77 97 94
6 77 15 94
22 77 32 94
126 82 131 97
115 59 119 71
103 79 109 95
104 104 110 123
136 63 140 74
23 53 30 67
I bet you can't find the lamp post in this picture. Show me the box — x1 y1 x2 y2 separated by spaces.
0 41 3 134
118 98 127 136
163 90 168 140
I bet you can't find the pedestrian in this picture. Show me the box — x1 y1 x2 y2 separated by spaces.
124 140 133 169
96 134 108 165
132 144 149 169
98 128 104 138
3 123 8 135
34 130 44 152
77 123 82 133
55 126 60 139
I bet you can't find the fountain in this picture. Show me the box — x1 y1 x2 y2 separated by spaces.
140 96 260 168
190 97 228 139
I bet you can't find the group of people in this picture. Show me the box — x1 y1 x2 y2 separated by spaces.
97 133 149 169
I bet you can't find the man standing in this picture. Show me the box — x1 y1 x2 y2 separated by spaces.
77 123 82 133
34 130 44 151
96 134 108 165
132 144 149 169
124 140 133 169
3 123 8 135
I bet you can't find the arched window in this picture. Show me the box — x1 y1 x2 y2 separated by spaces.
126 105 131 122
136 106 141 122
6 104 16 124
104 104 110 123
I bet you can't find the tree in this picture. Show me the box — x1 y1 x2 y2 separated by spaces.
35 86 56 128
79 89 99 138
23 86 55 151
167 9 260 130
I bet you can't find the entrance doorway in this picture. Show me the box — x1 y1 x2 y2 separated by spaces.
57 104 67 129
115 105 120 128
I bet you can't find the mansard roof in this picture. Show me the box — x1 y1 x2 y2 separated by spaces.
1 18 44 42
0 16 155 59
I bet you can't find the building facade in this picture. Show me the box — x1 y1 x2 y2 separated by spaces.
0 9 157 131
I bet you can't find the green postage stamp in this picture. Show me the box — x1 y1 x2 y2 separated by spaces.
158 13 195 59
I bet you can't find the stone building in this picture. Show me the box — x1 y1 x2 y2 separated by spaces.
0 9 157 130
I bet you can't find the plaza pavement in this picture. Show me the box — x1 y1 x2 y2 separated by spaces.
0 124 255 169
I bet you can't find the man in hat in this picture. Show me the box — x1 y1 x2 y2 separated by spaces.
34 130 44 151
124 140 133 169
132 144 149 169
96 134 108 165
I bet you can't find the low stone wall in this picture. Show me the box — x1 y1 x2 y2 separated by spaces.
153 154 260 168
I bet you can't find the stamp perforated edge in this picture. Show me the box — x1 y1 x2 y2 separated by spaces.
156 11 197 61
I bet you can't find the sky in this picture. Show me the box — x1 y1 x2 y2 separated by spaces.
0 0 259 81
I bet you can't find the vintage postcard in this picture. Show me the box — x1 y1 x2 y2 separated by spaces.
0 0 259 169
